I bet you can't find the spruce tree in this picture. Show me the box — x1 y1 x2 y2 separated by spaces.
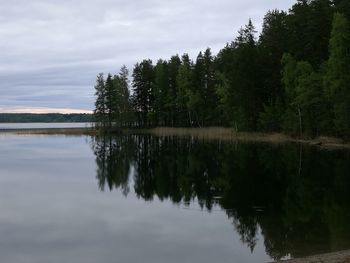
132 60 154 127
176 54 193 126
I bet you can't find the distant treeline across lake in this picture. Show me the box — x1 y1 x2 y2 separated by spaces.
0 113 93 123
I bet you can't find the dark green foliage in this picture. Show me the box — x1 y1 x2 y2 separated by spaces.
93 0 350 138
325 13 350 137
132 60 154 127
216 20 262 130
94 73 107 127
93 66 133 128
176 54 192 126
334 0 350 20
151 59 169 126
259 10 289 105
286 0 333 66
258 99 284 132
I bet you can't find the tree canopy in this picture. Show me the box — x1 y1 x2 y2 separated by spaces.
94 0 350 138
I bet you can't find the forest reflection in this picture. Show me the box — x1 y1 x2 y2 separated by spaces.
91 135 350 260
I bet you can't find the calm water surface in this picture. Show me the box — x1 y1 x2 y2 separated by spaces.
0 122 92 129
0 134 349 263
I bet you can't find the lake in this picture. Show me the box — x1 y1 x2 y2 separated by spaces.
0 133 349 263
0 122 92 130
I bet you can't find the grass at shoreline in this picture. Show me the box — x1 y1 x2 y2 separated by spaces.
1 126 349 150
135 127 350 150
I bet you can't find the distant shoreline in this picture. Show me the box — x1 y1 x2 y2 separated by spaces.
1 126 349 150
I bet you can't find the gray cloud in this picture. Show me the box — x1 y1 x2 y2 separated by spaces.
0 0 295 112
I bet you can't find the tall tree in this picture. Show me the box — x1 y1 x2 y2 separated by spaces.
94 73 107 128
104 73 116 127
258 10 289 131
282 54 330 136
202 48 219 125
132 60 154 127
219 19 262 130
176 54 193 126
325 13 350 136
167 55 181 126
112 66 132 127
152 59 169 126
189 51 206 127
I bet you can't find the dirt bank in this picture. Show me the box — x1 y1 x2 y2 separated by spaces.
271 250 350 263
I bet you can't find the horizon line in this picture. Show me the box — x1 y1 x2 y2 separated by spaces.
0 107 93 114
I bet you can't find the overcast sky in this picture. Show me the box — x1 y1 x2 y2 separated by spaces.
0 0 295 113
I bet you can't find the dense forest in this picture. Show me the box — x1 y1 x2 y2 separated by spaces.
94 0 350 138
0 113 93 123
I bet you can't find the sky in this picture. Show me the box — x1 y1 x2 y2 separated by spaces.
0 0 295 113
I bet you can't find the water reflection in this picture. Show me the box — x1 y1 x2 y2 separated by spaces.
91 135 350 260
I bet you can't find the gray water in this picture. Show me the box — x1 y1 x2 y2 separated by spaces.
0 122 92 129
0 134 349 263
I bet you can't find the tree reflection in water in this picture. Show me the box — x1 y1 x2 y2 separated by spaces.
91 135 350 260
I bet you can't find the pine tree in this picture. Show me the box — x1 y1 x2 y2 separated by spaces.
189 51 206 127
152 59 169 126
227 19 261 130
167 55 181 126
94 73 107 128
132 60 154 127
118 65 132 127
176 54 193 126
258 10 290 120
104 73 115 127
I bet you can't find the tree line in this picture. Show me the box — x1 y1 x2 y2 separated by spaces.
94 0 350 138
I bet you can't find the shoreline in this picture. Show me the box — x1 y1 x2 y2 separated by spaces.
0 127 99 136
1 126 349 150
141 127 350 150
271 249 350 263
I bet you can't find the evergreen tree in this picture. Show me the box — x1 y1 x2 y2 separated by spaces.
176 54 193 126
104 73 115 127
259 9 289 103
258 10 289 131
167 55 181 126
91 1 350 138
189 51 206 127
202 48 219 125
152 60 169 126
94 73 107 128
218 19 261 130
112 66 132 127
132 60 154 127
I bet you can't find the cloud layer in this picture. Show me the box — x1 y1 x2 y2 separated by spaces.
0 0 295 112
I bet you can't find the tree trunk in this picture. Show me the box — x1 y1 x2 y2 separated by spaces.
298 106 302 138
